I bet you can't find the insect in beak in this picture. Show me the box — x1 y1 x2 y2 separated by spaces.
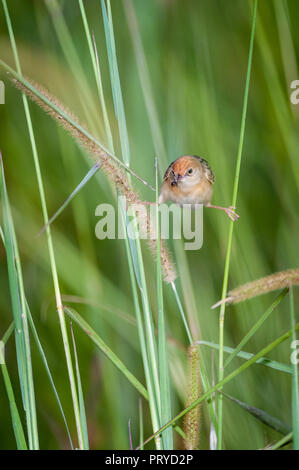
171 172 182 186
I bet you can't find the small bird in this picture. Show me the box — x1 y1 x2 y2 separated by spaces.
158 155 239 221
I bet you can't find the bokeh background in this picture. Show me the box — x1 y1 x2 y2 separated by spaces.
0 0 298 449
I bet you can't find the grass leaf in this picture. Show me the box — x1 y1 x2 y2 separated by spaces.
222 392 291 435
198 340 292 374
224 289 288 369
0 328 27 449
0 152 39 449
289 287 299 449
70 324 89 449
63 305 148 400
217 0 258 448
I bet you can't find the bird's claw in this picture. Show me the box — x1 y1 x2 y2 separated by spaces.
225 206 240 221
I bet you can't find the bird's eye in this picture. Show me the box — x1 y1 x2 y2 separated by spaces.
187 168 193 174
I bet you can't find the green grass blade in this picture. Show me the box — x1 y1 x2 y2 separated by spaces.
156 160 173 449
101 0 130 165
0 153 39 449
45 0 104 135
100 0 162 447
0 329 27 449
171 282 193 345
78 0 114 152
198 340 292 374
1 225 73 448
38 163 100 236
222 392 291 435
1 0 85 447
217 0 258 448
289 286 299 449
121 208 162 448
224 289 288 369
123 0 167 162
138 399 144 450
78 1 162 448
269 432 293 450
70 324 89 450
123 0 219 441
26 305 74 449
170 284 218 432
1 322 14 345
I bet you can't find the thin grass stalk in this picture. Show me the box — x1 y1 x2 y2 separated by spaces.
4 67 176 282
1 322 14 344
91 31 114 153
104 0 130 165
198 340 292 374
256 10 299 191
121 217 162 449
269 432 293 450
138 399 144 450
123 0 167 162
1 1 85 448
156 159 173 449
222 392 291 435
171 282 193 345
101 0 163 446
0 327 27 449
217 0 258 448
45 0 100 135
170 282 218 432
38 163 100 236
26 305 73 449
123 0 219 438
289 286 299 449
78 0 114 152
79 2 162 447
70 325 89 449
0 58 154 192
11 227 38 449
184 344 201 450
0 152 39 449
213 270 299 307
224 288 288 369
64 306 148 399
2 219 72 447
129 212 162 425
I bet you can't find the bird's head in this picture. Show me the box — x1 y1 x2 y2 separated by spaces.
169 155 201 187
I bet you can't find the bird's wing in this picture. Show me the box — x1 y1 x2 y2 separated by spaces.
162 160 175 182
197 157 215 184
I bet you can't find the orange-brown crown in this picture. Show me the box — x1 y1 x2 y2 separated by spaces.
172 155 197 174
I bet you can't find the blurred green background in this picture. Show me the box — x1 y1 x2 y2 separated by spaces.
0 0 298 449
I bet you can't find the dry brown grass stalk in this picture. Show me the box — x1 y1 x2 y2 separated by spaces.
184 343 201 450
212 268 299 308
13 77 177 282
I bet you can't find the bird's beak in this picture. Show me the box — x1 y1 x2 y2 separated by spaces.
171 173 182 186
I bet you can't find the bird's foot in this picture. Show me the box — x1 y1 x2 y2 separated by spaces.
224 206 240 221
140 201 156 206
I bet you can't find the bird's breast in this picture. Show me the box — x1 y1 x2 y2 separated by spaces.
160 179 213 206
